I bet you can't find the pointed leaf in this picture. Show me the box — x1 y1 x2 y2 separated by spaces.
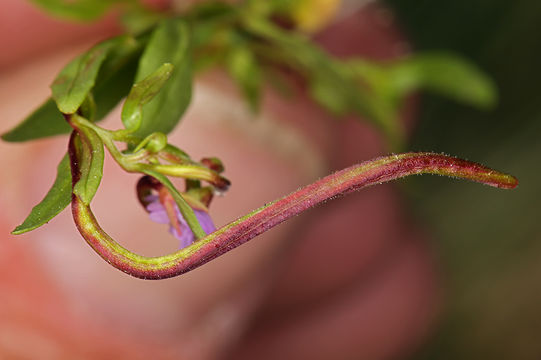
397 53 497 109
351 53 497 109
72 121 105 205
3 35 143 142
51 40 115 114
121 63 174 132
29 0 122 22
133 19 192 137
243 17 387 126
12 154 71 234
226 46 262 112
1 99 69 142
92 35 144 119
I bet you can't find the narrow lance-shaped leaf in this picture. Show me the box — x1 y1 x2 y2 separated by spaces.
29 0 122 22
12 154 71 235
121 6 166 35
245 17 356 114
51 39 116 114
1 99 69 142
350 53 497 110
93 35 144 119
242 17 400 143
71 120 105 205
51 43 110 114
121 63 174 132
397 53 497 109
70 152 517 279
2 35 144 142
226 45 262 112
133 18 193 137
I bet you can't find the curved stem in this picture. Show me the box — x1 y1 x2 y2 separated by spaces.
71 152 517 280
69 116 207 238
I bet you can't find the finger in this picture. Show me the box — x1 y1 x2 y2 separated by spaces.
0 0 120 70
227 213 439 360
0 0 172 70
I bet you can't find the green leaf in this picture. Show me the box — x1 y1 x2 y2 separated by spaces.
307 59 396 135
51 40 115 114
29 0 124 22
187 2 237 21
93 35 145 119
396 53 497 109
79 92 97 121
133 19 193 137
242 17 385 121
121 7 165 35
2 35 143 142
1 99 69 142
350 53 498 110
121 63 174 132
72 120 105 205
12 154 72 235
309 71 352 115
226 46 262 112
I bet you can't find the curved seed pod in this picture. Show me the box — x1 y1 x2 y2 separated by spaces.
71 152 517 280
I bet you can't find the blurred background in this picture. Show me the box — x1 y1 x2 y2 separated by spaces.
387 0 541 359
0 0 540 359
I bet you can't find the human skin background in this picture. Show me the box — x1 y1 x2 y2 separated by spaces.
0 1 438 359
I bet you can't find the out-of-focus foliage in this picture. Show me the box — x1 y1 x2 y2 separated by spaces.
131 19 192 138
2 36 142 141
4 0 495 149
1 1 514 273
386 0 541 358
29 0 131 21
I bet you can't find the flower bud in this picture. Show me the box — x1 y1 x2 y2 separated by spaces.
200 157 225 173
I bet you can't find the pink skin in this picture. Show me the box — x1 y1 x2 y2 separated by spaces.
227 9 435 360
0 2 508 360
0 0 173 69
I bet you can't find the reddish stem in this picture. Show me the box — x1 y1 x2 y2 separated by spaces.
71 152 517 279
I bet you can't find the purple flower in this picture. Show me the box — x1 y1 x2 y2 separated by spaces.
146 195 216 248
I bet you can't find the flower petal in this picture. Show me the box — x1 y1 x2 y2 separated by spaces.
148 210 170 224
146 196 216 248
194 210 216 235
169 223 193 249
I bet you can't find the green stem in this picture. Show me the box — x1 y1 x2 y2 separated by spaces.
150 163 230 190
138 167 207 239
70 115 206 239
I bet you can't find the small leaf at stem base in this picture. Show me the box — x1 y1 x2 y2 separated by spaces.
12 154 71 235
